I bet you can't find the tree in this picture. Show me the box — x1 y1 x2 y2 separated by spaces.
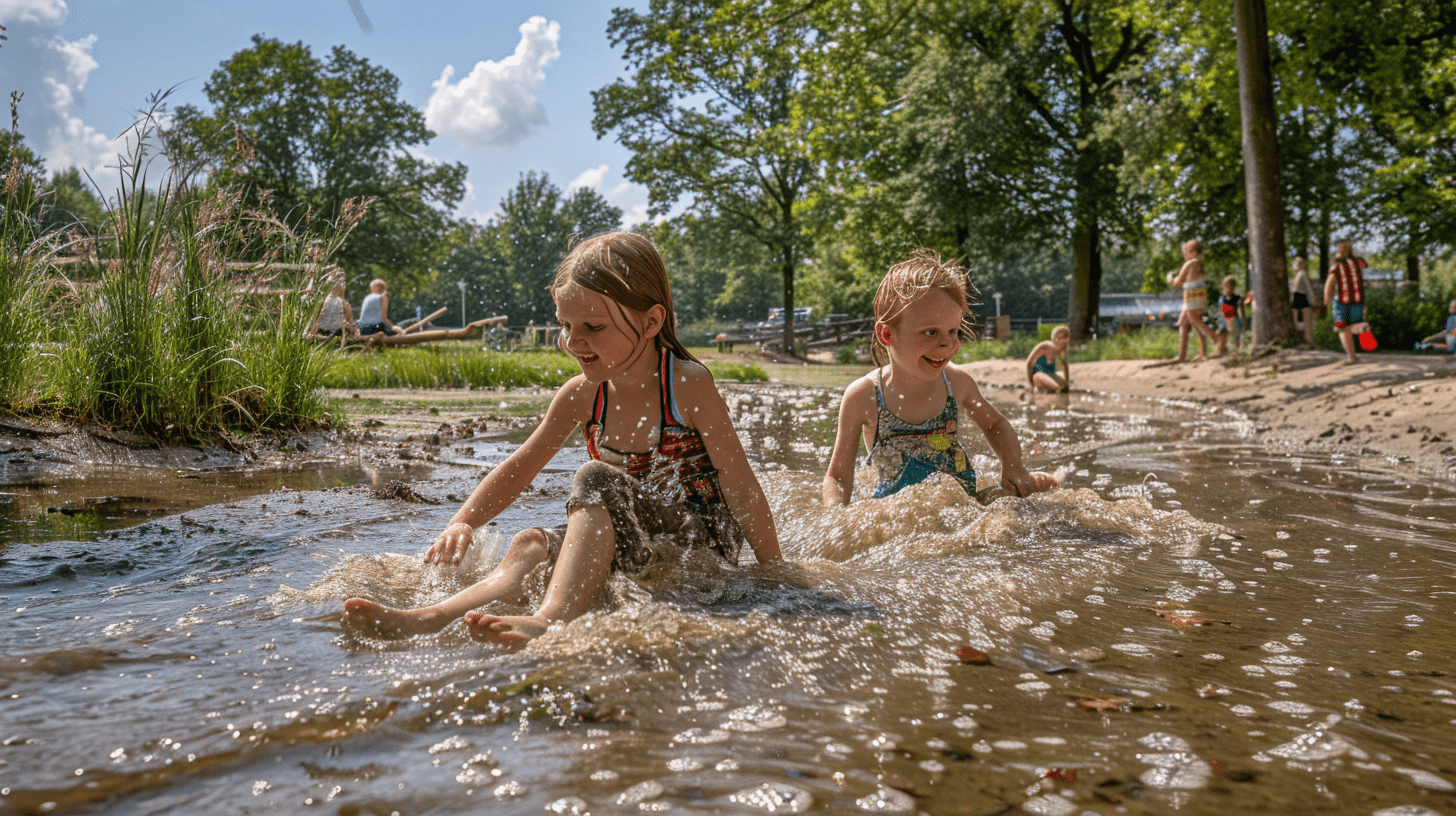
41 168 106 233
927 0 1163 340
1235 0 1296 346
169 35 466 294
592 1 824 351
413 172 622 326
651 214 776 325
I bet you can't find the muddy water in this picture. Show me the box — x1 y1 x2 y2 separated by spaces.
2 387 1454 815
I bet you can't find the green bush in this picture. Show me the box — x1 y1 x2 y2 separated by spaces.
1362 285 1453 351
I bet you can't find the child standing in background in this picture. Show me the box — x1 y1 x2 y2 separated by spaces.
1166 239 1217 363
822 248 1058 506
1026 325 1071 393
343 233 781 647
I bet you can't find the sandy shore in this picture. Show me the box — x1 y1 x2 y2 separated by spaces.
964 348 1456 483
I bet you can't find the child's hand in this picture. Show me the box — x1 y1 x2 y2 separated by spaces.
425 521 474 564
1002 465 1037 497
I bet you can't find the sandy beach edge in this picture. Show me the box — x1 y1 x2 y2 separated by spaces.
964 348 1456 484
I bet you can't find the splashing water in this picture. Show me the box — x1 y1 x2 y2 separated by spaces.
1 385 1453 814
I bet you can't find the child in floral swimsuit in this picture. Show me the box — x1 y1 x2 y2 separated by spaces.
822 248 1059 505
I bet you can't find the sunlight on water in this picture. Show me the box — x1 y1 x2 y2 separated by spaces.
1 387 1454 814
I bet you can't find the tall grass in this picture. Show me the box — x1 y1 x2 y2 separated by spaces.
5 92 364 439
0 95 47 409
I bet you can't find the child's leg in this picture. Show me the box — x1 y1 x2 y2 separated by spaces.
1175 317 1190 362
1032 371 1061 393
342 528 551 639
464 504 616 649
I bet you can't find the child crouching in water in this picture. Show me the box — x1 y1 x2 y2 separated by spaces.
343 232 781 647
822 249 1059 506
1026 325 1071 393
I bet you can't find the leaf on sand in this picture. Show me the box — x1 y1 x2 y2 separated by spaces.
1043 767 1078 783
955 647 990 665
1072 694 1129 712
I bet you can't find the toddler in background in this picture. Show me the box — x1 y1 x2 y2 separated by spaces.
1217 275 1245 355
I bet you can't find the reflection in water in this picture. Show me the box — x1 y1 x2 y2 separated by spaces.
1 388 1454 815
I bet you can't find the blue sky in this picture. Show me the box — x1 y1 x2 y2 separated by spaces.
1 0 652 224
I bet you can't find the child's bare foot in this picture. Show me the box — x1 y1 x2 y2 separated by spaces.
1189 353 1208 362
341 598 451 639
463 612 550 650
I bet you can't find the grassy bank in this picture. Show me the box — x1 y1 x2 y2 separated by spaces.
323 343 769 390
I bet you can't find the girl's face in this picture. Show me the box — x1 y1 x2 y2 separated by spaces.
555 285 661 383
1223 279 1235 294
1053 331 1070 350
880 289 965 382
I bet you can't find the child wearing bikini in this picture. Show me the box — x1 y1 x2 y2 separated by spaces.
1166 239 1217 363
822 248 1059 506
342 232 781 647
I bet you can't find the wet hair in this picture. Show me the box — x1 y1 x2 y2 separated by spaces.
1221 275 1237 291
1051 324 1070 341
551 231 698 364
870 247 976 366
1183 239 1202 256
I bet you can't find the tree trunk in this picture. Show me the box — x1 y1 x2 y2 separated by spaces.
1234 0 1295 347
780 246 797 354
1405 253 1420 288
1067 218 1100 341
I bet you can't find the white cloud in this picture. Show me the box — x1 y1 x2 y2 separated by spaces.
566 164 608 194
0 0 66 25
0 0 123 187
424 16 561 150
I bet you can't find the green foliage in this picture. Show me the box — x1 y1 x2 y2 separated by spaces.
413 173 622 326
651 215 776 323
1363 284 1454 351
593 2 828 344
169 35 466 295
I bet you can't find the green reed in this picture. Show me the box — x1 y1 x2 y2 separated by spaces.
8 92 363 439
0 93 50 408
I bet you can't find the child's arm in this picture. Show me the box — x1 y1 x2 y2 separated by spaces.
424 378 590 564
822 376 875 506
951 367 1036 496
677 364 781 562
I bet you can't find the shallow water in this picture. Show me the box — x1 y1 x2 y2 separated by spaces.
2 387 1454 815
